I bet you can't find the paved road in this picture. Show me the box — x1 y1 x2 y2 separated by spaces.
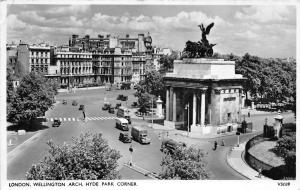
7 88 295 180
7 88 163 180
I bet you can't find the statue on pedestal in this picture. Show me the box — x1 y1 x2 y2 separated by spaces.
183 22 216 58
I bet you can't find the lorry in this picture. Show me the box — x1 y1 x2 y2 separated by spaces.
131 126 151 144
115 117 129 131
117 106 131 124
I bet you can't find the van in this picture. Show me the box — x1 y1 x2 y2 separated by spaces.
160 139 186 153
117 106 131 124
115 118 129 131
131 126 150 144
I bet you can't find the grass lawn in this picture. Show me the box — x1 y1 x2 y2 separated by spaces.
248 141 285 167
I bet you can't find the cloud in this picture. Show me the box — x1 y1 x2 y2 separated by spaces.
6 5 296 58
235 6 294 23
7 14 27 30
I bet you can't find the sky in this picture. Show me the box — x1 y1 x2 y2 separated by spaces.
7 4 296 58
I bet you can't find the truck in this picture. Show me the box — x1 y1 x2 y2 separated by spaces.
131 126 151 144
115 117 129 131
117 106 131 124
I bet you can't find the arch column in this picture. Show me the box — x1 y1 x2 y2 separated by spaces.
191 92 197 127
173 89 177 122
200 90 206 126
166 87 170 121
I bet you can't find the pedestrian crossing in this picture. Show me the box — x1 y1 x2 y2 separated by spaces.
46 116 117 122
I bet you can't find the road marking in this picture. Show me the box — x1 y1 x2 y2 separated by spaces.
72 118 75 121
63 118 66 121
50 118 53 122
77 118 80 121
54 118 57 120
68 118 71 121
59 118 62 121
91 117 97 120
86 117 91 121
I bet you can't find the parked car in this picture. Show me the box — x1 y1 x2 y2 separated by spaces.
108 107 115 114
119 132 132 143
121 96 128 101
79 104 85 111
115 103 122 109
72 100 78 106
62 100 67 105
121 82 131 90
160 139 186 153
102 102 111 110
117 94 123 100
52 119 61 128
131 102 138 108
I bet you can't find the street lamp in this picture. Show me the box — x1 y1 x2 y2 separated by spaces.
185 103 190 137
151 96 154 128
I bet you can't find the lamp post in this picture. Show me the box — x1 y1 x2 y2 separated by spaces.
151 97 154 128
185 103 190 137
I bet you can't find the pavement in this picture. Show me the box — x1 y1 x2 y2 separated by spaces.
227 142 271 180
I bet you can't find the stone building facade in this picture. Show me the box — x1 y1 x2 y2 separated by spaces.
164 58 245 135
50 51 93 86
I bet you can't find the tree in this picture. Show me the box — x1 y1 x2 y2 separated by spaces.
135 70 166 104
158 52 179 74
7 72 58 124
26 133 121 180
273 133 296 177
137 92 152 115
160 146 209 180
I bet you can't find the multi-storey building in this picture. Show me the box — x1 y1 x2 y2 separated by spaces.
29 43 53 75
132 53 146 84
70 33 152 84
50 49 93 86
69 33 152 53
7 32 158 87
93 47 132 84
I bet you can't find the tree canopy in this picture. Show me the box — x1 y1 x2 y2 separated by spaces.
26 133 121 180
7 72 58 124
158 52 179 74
134 70 166 112
160 146 209 180
213 52 296 105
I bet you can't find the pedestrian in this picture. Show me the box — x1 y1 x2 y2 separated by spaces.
221 139 225 146
83 111 86 121
248 111 251 117
257 168 262 178
214 141 218 150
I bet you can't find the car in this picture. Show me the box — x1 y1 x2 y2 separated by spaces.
115 103 122 109
108 107 115 114
119 132 132 143
62 100 67 105
72 100 78 106
131 102 138 108
117 94 123 100
79 104 85 111
102 102 111 110
160 139 186 154
121 95 128 101
52 119 61 128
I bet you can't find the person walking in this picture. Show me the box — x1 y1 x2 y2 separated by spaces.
221 139 225 146
214 141 218 150
257 168 262 178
